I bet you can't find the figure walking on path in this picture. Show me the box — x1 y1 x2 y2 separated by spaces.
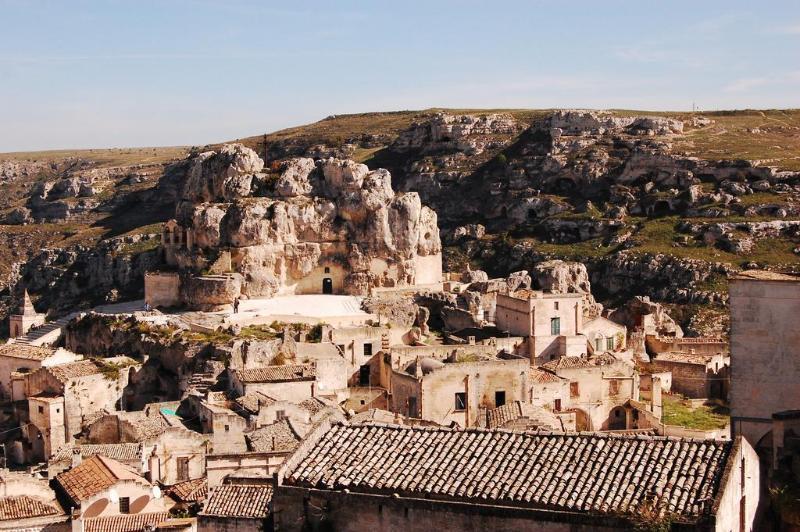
233 297 240 314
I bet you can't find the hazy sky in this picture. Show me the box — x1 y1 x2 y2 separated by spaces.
2 0 799 152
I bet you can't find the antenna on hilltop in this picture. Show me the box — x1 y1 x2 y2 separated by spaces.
262 133 268 163
692 101 696 113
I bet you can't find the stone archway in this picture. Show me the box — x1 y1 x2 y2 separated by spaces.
608 406 627 430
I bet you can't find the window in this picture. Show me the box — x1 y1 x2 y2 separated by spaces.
495 391 506 407
224 425 230 432
454 392 467 411
324 266 330 273
119 497 130 514
38 406 43 414
363 342 373 358
550 317 561 335
554 399 562 411
177 457 189 482
276 410 286 420
607 337 614 351
56 408 60 413
554 301 559 310
595 338 603 352
570 382 579 398
608 379 621 396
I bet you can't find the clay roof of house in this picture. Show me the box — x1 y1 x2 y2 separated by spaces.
46 360 103 383
541 353 618 371
233 364 316 383
529 367 563 384
298 397 328 415
284 423 733 522
0 343 53 361
55 455 148 503
0 495 63 521
234 392 277 414
732 270 799 282
246 419 306 453
83 512 170 532
200 483 273 518
653 352 718 365
166 478 208 503
484 402 563 431
51 443 143 464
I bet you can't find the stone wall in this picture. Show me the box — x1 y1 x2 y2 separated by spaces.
272 486 634 531
144 272 181 308
729 275 800 446
650 360 710 398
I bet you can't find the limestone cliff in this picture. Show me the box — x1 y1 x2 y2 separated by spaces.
169 144 442 299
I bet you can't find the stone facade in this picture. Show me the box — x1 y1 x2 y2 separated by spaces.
729 271 800 447
8 290 45 339
495 290 585 364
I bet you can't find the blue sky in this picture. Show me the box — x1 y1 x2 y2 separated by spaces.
1 0 799 151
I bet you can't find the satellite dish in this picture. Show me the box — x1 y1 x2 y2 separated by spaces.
152 485 161 499
109 489 119 504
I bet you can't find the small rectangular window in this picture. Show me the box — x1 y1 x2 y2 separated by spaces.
495 391 506 407
551 317 561 335
570 382 579 398
595 338 603 352
276 410 286 420
119 497 130 514
324 266 330 274
554 301 559 310
38 406 43 414
554 399 562 411
454 392 467 411
224 425 230 432
607 337 614 351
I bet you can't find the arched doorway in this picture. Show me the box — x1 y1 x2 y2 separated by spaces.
608 406 627 430
322 278 333 295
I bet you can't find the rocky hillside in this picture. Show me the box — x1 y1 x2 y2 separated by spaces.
2 109 799 335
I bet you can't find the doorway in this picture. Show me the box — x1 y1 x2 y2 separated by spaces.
322 277 333 294
359 365 370 386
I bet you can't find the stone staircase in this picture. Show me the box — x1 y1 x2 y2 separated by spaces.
186 372 216 395
12 314 76 346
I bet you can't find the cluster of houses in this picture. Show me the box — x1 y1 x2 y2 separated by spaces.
1 261 789 531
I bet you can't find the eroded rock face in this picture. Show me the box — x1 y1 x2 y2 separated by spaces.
532 260 602 318
173 145 442 298
609 296 683 337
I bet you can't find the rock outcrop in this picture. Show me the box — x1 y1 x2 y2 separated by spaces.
172 144 442 300
532 260 602 318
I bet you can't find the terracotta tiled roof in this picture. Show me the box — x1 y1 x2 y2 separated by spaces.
234 364 316 383
83 512 170 532
298 397 327 415
284 423 733 521
167 478 208 503
246 419 305 452
234 392 276 414
201 484 273 518
483 402 563 431
51 443 143 464
0 495 62 521
653 352 717 365
55 455 148 503
529 367 563 384
541 353 618 371
47 360 103 383
0 343 53 361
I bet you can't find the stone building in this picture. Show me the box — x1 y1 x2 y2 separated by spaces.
20 357 138 462
0 470 68 531
650 351 729 399
8 289 45 339
53 455 173 525
541 353 640 431
495 290 586 364
582 316 627 354
228 360 347 402
0 344 80 401
729 271 800 448
385 349 530 427
274 421 759 531
47 442 145 478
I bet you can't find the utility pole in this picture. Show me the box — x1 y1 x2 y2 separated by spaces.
262 133 268 163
